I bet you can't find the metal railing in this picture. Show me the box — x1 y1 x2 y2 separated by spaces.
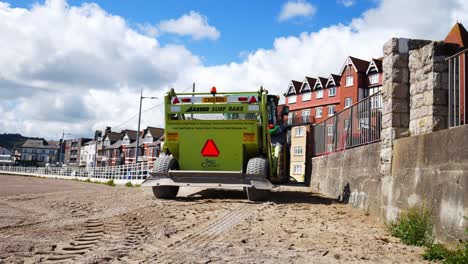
447 49 467 127
313 92 382 156
281 114 315 126
0 161 154 183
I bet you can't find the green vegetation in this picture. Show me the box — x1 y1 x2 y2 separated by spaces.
134 184 141 187
388 207 467 263
125 182 134 187
105 179 116 186
387 206 433 246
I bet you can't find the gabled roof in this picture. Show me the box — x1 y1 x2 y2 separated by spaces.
145 127 164 140
314 77 328 90
339 56 370 75
104 131 121 143
121 129 138 141
326 74 341 87
299 77 316 93
444 22 468 48
107 139 122 150
284 80 302 96
366 58 383 74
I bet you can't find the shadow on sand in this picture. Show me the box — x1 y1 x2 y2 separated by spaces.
173 188 337 205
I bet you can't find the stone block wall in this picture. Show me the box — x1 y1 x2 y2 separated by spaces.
380 38 411 176
309 37 466 243
408 41 458 135
310 125 468 243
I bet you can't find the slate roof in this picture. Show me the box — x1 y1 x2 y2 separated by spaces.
21 139 59 149
146 127 164 139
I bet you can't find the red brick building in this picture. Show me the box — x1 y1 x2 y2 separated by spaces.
283 56 383 126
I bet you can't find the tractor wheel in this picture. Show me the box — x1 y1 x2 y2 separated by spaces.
245 157 269 201
151 156 179 199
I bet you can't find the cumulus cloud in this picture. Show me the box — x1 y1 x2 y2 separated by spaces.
338 0 355 7
278 0 317 22
158 11 220 40
0 0 467 139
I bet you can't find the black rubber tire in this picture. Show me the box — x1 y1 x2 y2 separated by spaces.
151 156 179 199
245 157 269 201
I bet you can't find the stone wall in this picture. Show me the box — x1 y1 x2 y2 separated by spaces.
310 125 468 243
408 41 458 135
310 37 466 243
380 38 411 176
310 143 382 217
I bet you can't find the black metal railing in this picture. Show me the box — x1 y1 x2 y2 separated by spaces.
313 92 382 156
447 49 467 127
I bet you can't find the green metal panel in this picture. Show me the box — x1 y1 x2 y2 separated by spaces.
163 88 277 179
165 120 259 171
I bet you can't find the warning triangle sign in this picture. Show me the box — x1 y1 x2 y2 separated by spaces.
201 139 220 157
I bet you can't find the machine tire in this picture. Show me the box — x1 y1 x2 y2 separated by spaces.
151 156 179 199
245 157 269 201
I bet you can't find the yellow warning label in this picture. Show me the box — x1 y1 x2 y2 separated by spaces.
202 97 227 103
166 133 179 141
243 133 256 141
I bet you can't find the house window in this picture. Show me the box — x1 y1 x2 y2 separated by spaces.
346 76 353 86
329 86 336 97
345 98 353 108
302 92 311 101
295 126 304 137
344 119 350 131
328 106 335 116
288 95 297 104
293 165 302 174
302 110 310 122
327 125 334 136
369 73 379 84
315 107 323 118
294 146 303 156
287 113 293 124
316 89 323 99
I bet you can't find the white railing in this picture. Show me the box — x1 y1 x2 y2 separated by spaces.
0 162 154 185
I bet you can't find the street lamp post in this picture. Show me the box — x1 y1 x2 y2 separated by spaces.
58 130 71 165
134 89 158 164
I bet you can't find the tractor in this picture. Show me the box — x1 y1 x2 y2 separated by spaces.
142 87 289 201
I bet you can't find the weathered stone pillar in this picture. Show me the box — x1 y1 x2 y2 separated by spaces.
408 41 458 135
380 38 411 176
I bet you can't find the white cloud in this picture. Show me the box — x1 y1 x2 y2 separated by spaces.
158 11 220 40
0 0 467 139
338 0 355 7
278 0 317 22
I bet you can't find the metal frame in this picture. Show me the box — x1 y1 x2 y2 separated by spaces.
313 92 382 156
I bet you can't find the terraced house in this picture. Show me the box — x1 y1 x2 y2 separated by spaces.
283 56 384 180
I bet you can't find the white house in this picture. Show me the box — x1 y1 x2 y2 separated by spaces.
80 140 96 167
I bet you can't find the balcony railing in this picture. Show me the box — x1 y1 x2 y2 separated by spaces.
313 92 382 157
447 49 467 127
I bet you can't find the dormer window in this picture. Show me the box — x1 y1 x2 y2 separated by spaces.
144 133 153 144
316 89 323 99
346 76 353 87
369 73 379 84
288 95 296 104
122 135 130 145
329 86 336 97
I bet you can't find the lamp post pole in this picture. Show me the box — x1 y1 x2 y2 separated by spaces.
58 130 71 165
134 89 158 165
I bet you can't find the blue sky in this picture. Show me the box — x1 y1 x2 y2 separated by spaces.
2 0 466 138
11 0 377 65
